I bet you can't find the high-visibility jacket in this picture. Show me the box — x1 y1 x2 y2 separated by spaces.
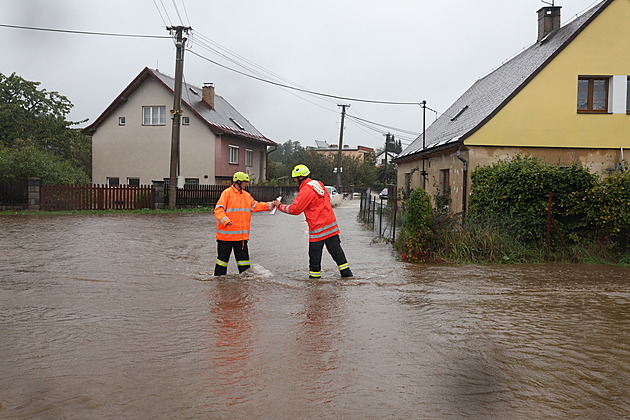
214 185 271 241
277 178 340 242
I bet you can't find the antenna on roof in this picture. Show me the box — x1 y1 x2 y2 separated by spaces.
541 0 555 6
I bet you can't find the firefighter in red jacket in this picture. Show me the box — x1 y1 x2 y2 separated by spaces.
273 164 353 279
214 172 272 276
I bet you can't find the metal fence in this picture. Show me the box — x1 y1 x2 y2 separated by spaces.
359 187 400 243
0 180 28 208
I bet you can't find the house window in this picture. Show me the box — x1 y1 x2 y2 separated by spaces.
142 106 166 125
229 145 239 164
182 116 190 125
246 149 253 167
627 76 630 114
107 177 120 186
184 178 199 186
577 77 609 113
119 117 126 126
439 169 450 195
127 177 140 186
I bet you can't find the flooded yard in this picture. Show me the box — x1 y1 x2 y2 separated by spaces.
1 200 629 419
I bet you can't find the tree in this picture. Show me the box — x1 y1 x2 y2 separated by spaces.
0 72 91 182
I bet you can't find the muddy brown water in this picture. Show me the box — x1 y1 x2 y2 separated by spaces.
1 201 629 419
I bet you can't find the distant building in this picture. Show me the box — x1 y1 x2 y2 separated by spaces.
307 142 374 161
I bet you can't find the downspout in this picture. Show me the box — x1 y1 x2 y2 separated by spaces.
456 148 468 219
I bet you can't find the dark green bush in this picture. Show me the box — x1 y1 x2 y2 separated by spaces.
468 155 596 244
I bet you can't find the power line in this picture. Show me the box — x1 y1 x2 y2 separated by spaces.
170 0 185 25
0 23 170 39
187 48 423 106
346 113 420 136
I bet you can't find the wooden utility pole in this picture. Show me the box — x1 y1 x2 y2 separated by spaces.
383 132 391 189
336 104 350 192
167 25 190 209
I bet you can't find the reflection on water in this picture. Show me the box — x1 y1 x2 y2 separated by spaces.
1 203 629 419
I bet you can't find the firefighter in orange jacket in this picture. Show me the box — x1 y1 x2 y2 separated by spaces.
273 164 352 279
214 172 272 276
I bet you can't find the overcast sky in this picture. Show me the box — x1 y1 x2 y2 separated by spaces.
2 0 602 151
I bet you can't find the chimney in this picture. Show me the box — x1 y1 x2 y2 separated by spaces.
537 6 562 42
202 83 215 109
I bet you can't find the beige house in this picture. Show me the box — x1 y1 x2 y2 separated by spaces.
84 67 276 186
394 0 629 215
308 141 374 161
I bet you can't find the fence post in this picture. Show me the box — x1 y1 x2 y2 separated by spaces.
27 178 41 210
153 180 165 210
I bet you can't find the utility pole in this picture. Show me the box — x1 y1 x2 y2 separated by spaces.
420 100 428 190
336 104 350 193
383 132 391 189
167 25 191 209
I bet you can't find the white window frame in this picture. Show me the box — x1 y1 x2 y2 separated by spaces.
107 177 120 186
246 149 253 167
229 145 239 164
118 117 126 126
182 116 190 125
127 177 140 186
142 106 166 125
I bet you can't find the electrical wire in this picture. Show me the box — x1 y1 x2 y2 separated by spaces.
346 113 420 136
187 48 423 106
170 0 185 26
0 23 170 38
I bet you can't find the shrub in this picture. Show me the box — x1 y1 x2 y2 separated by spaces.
395 187 433 262
469 155 596 244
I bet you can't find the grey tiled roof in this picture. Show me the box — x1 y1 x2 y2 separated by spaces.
83 68 275 145
396 0 610 161
151 69 275 145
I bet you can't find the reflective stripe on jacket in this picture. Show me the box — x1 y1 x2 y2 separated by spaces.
277 178 340 242
214 185 271 241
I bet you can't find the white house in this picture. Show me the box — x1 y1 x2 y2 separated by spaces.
83 67 277 186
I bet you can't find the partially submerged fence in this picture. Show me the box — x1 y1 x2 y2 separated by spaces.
166 185 297 208
41 184 154 211
359 187 400 243
0 179 299 211
0 180 28 209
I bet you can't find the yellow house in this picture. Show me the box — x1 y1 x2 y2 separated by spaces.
394 0 629 216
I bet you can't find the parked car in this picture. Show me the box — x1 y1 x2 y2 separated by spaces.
379 188 388 200
325 186 342 207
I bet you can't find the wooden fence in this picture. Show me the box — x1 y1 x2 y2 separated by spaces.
169 185 297 207
41 184 154 211
2 181 298 211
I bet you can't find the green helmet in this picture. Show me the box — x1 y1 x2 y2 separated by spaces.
233 171 250 182
291 164 310 178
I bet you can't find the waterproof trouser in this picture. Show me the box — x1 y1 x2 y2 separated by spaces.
308 234 352 278
214 240 250 276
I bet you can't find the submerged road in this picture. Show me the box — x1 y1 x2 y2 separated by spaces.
1 200 629 419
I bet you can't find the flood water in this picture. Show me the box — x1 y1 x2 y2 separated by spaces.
1 200 629 419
